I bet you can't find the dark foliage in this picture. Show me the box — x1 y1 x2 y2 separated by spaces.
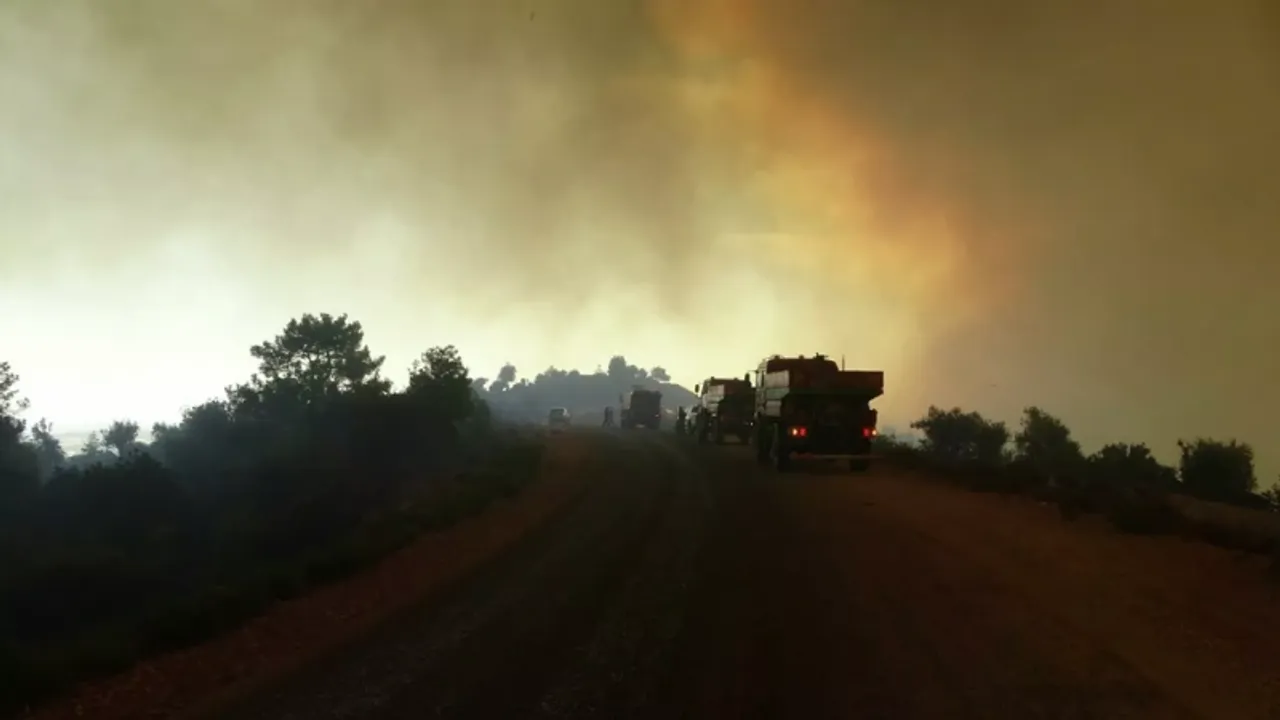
1177 438 1257 503
474 354 696 424
1013 407 1083 479
0 313 546 714
910 406 1009 466
890 403 1275 549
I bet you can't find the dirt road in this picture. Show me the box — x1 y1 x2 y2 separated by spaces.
209 430 1280 719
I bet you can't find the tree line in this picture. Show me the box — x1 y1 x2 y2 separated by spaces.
0 313 542 713
473 355 696 424
889 405 1280 521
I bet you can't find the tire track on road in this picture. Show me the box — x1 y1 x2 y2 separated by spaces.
536 432 710 718
215 431 681 720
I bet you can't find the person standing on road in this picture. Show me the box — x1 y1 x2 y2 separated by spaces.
602 406 614 426
676 406 688 435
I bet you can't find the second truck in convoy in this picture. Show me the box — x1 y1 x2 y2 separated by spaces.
620 387 663 430
751 354 883 472
692 376 755 444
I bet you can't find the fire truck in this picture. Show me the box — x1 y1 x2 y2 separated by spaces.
692 376 755 444
752 354 883 472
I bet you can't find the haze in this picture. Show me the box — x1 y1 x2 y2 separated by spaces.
1 0 1277 475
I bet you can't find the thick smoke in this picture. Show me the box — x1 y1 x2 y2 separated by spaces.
3 0 1278 470
0 0 736 316
661 0 1280 465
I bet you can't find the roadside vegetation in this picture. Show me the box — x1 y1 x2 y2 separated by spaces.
876 405 1280 560
0 313 547 715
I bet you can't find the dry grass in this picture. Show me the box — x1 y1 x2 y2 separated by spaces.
1166 494 1280 555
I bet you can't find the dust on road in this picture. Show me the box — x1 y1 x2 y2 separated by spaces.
210 430 1280 718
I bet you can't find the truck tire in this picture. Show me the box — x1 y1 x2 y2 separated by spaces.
770 426 791 471
849 458 871 473
713 419 726 445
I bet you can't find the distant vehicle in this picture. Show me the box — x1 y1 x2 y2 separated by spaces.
620 388 662 430
692 376 755 444
548 407 571 431
751 354 883 472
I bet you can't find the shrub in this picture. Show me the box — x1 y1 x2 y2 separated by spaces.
910 406 1009 466
1178 438 1256 503
1103 489 1186 536
1261 485 1280 512
1013 407 1083 480
1088 443 1179 492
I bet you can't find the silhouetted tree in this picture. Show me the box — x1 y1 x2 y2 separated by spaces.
474 356 694 424
102 420 141 456
607 355 632 383
484 364 517 393
1261 483 1280 512
0 361 27 418
911 406 1009 464
1087 442 1178 491
650 366 671 382
0 362 37 512
497 363 517 384
28 418 65 479
1177 438 1256 502
408 345 475 425
241 312 391 409
1013 407 1083 477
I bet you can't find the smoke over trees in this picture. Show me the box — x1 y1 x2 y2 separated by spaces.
477 354 696 424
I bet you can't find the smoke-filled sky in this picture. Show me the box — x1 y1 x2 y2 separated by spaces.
2 0 1277 476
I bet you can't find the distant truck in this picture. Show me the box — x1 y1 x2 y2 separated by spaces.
752 354 883 472
692 376 755 444
547 407 571 432
620 388 662 430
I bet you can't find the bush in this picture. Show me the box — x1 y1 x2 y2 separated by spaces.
1087 443 1178 492
1261 485 1280 512
1103 489 1186 536
871 433 922 463
910 406 1009 466
1178 438 1256 503
1043 443 1182 522
1013 407 1083 480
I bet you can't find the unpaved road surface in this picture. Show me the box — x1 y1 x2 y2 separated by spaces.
213 430 1280 719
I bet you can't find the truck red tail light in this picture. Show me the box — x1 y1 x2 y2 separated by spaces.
788 426 808 438
862 427 878 438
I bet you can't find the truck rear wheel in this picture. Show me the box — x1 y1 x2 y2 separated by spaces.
713 420 725 445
